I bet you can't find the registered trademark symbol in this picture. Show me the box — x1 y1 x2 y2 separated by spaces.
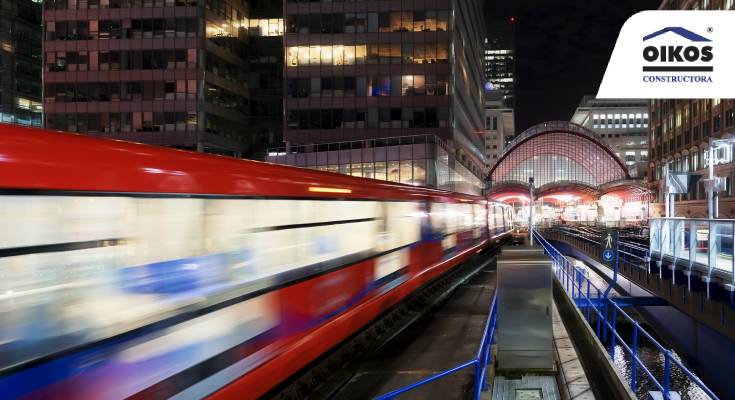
707 27 713 33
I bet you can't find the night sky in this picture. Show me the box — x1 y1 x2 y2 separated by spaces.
484 0 660 132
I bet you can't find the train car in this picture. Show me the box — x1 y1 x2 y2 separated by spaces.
0 125 511 399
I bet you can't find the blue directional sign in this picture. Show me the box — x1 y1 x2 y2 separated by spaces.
600 230 618 266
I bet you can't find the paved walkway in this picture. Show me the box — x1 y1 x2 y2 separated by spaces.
553 302 596 400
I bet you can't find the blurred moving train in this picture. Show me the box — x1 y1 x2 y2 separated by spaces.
0 126 512 399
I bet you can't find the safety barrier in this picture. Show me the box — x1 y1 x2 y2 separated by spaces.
650 218 735 286
374 292 498 400
533 231 718 400
542 226 650 275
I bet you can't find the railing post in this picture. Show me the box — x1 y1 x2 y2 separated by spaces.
596 291 601 337
621 245 626 273
610 304 617 358
572 266 576 303
602 299 608 342
663 350 671 399
631 321 638 391
473 360 481 400
586 279 591 321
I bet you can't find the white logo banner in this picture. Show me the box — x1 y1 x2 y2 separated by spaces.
597 11 735 99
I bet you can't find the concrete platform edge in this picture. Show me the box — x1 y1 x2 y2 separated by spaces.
552 278 636 400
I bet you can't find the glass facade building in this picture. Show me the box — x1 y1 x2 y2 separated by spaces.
484 20 514 109
650 0 735 218
0 0 43 127
42 0 282 157
274 0 487 195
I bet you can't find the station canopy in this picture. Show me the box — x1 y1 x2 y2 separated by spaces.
488 121 647 202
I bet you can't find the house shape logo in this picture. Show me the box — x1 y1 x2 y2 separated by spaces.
643 27 711 42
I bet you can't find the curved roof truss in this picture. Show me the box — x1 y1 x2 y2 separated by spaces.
489 121 630 189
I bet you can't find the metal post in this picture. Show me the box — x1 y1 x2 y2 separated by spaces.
631 322 638 391
473 361 481 400
664 161 670 218
529 177 535 246
596 291 601 337
709 142 715 219
586 279 591 321
602 300 608 342
610 305 617 358
663 350 671 399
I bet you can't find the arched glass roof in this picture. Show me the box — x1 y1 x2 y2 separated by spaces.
489 121 629 188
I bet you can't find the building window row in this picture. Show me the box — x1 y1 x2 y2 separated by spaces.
286 43 449 67
205 0 246 24
46 49 197 72
1 111 42 127
205 17 284 39
600 132 645 138
286 107 450 130
45 0 196 10
46 111 197 133
286 74 449 98
45 80 198 103
46 18 197 41
286 11 449 34
592 113 648 129
205 52 248 86
204 83 248 110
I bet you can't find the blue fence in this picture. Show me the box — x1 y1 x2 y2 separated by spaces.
533 231 718 400
374 291 498 400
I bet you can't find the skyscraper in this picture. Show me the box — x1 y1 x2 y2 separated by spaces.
0 0 43 127
484 20 515 109
42 0 282 158
270 0 487 195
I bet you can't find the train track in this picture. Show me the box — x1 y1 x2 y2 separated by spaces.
269 246 501 400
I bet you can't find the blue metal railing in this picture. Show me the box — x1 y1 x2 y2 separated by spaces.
550 227 651 274
533 231 719 400
374 292 498 400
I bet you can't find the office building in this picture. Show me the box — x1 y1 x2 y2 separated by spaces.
42 0 282 158
271 0 487 195
484 90 514 168
571 96 649 178
650 0 735 218
0 0 43 127
244 0 284 159
484 20 514 109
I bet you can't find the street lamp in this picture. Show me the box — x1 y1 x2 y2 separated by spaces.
529 176 535 245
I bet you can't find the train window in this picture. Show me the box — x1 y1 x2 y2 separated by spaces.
429 202 447 233
379 201 422 251
0 195 424 370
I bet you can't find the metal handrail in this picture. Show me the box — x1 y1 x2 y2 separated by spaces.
533 231 719 400
549 228 650 262
374 292 498 400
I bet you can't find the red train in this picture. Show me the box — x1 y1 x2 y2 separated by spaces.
0 125 512 399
